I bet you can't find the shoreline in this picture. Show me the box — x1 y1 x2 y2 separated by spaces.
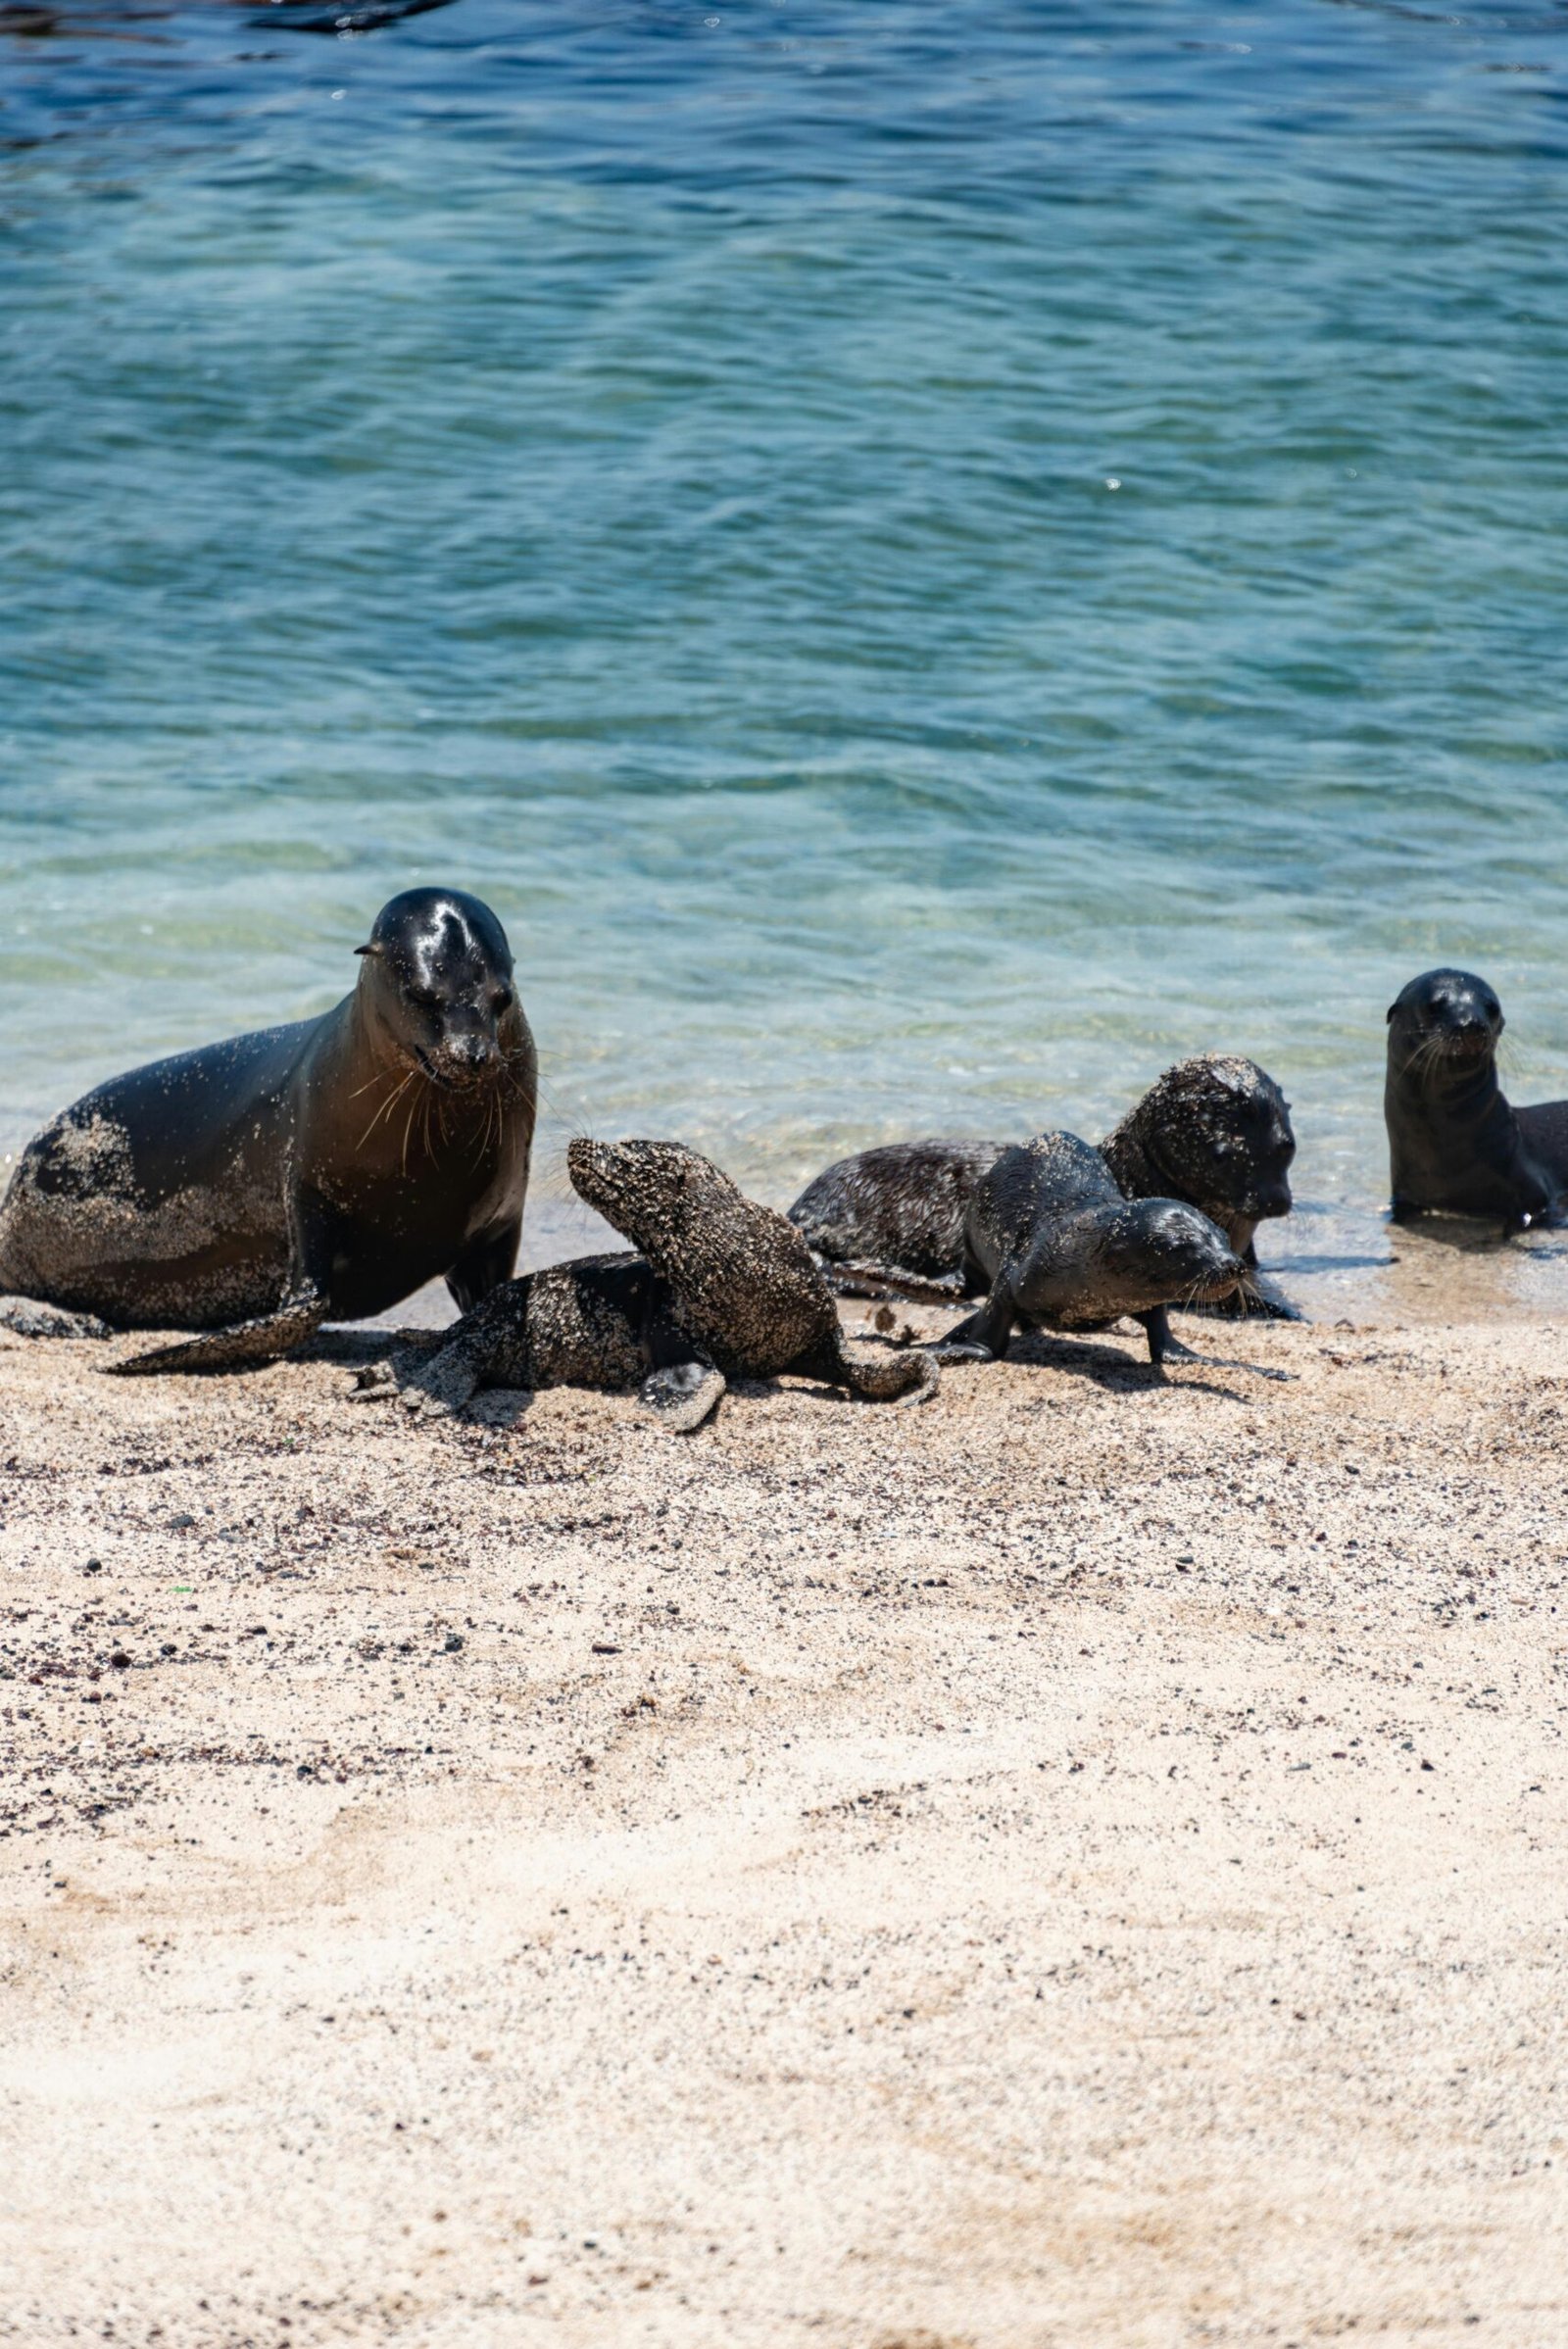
4 1311 1567 2341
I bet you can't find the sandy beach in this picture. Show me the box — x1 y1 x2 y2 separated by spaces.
3 1303 1567 2347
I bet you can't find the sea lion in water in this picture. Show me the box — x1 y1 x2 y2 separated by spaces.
567 1138 939 1406
1385 968 1567 1231
359 1250 729 1435
788 1055 1296 1313
0 888 535 1372
934 1131 1246 1370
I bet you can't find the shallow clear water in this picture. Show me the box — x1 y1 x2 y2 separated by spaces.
3 0 1567 1315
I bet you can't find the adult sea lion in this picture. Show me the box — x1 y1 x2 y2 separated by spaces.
787 1055 1296 1313
568 1138 939 1406
0 888 535 1372
1385 968 1567 1231
357 1250 729 1436
934 1131 1245 1370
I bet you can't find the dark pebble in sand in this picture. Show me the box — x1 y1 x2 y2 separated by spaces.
110 1651 130 1670
82 1560 102 1575
168 1514 196 1531
592 1642 621 1655
160 1642 176 1657
443 1633 465 1653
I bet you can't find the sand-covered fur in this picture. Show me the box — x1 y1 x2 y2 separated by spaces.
785 1054 1296 1313
569 1137 937 1403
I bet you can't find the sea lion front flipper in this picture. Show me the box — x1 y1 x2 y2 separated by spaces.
639 1360 726 1433
1139 1305 1193 1369
107 1290 328 1377
0 1295 112 1341
930 1278 1016 1363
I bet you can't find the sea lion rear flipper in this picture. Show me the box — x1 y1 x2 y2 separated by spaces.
107 1291 327 1377
833 1341 941 1404
0 1295 112 1341
639 1360 726 1433
819 1258 968 1305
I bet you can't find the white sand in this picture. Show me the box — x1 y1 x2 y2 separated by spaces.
3 1308 1567 2345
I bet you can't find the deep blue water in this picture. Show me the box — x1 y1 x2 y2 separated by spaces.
3 0 1566 1305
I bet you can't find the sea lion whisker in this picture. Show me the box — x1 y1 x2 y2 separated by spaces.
357 1069 416 1150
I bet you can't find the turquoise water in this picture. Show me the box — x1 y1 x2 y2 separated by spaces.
3 0 1567 1308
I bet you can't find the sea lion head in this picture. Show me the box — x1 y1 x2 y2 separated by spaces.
567 1137 730 1259
1108 1055 1296 1235
357 888 521 1089
1093 1198 1247 1316
567 1137 835 1374
1386 968 1503 1085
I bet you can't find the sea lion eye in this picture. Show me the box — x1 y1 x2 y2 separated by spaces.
492 986 514 1013
408 986 439 1012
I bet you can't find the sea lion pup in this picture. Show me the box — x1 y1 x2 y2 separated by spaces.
788 1055 1297 1312
1386 968 1566 1231
365 1251 728 1435
567 1138 939 1405
934 1132 1246 1371
1099 1054 1297 1316
787 1138 1007 1300
0 888 535 1372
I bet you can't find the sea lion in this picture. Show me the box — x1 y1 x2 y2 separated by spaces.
359 1250 728 1435
787 1055 1297 1313
0 888 535 1372
1385 968 1567 1231
934 1131 1246 1370
1100 1054 1297 1314
787 1137 1007 1300
567 1138 939 1405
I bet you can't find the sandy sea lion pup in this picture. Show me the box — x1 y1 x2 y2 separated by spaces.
567 1138 939 1405
0 888 535 1372
1385 968 1566 1231
934 1132 1245 1370
788 1055 1297 1312
359 1250 730 1435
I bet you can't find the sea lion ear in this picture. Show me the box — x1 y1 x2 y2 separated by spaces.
1386 1002 1397 1023
355 942 381 959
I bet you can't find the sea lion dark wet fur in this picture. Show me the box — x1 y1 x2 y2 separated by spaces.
936 1131 1246 1370
1386 968 1568 1231
787 1138 1006 1300
788 1055 1297 1313
568 1138 938 1405
1100 1054 1297 1315
0 888 535 1372
365 1250 727 1435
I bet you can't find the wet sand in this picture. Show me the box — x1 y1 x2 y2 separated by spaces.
3 1307 1568 2346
